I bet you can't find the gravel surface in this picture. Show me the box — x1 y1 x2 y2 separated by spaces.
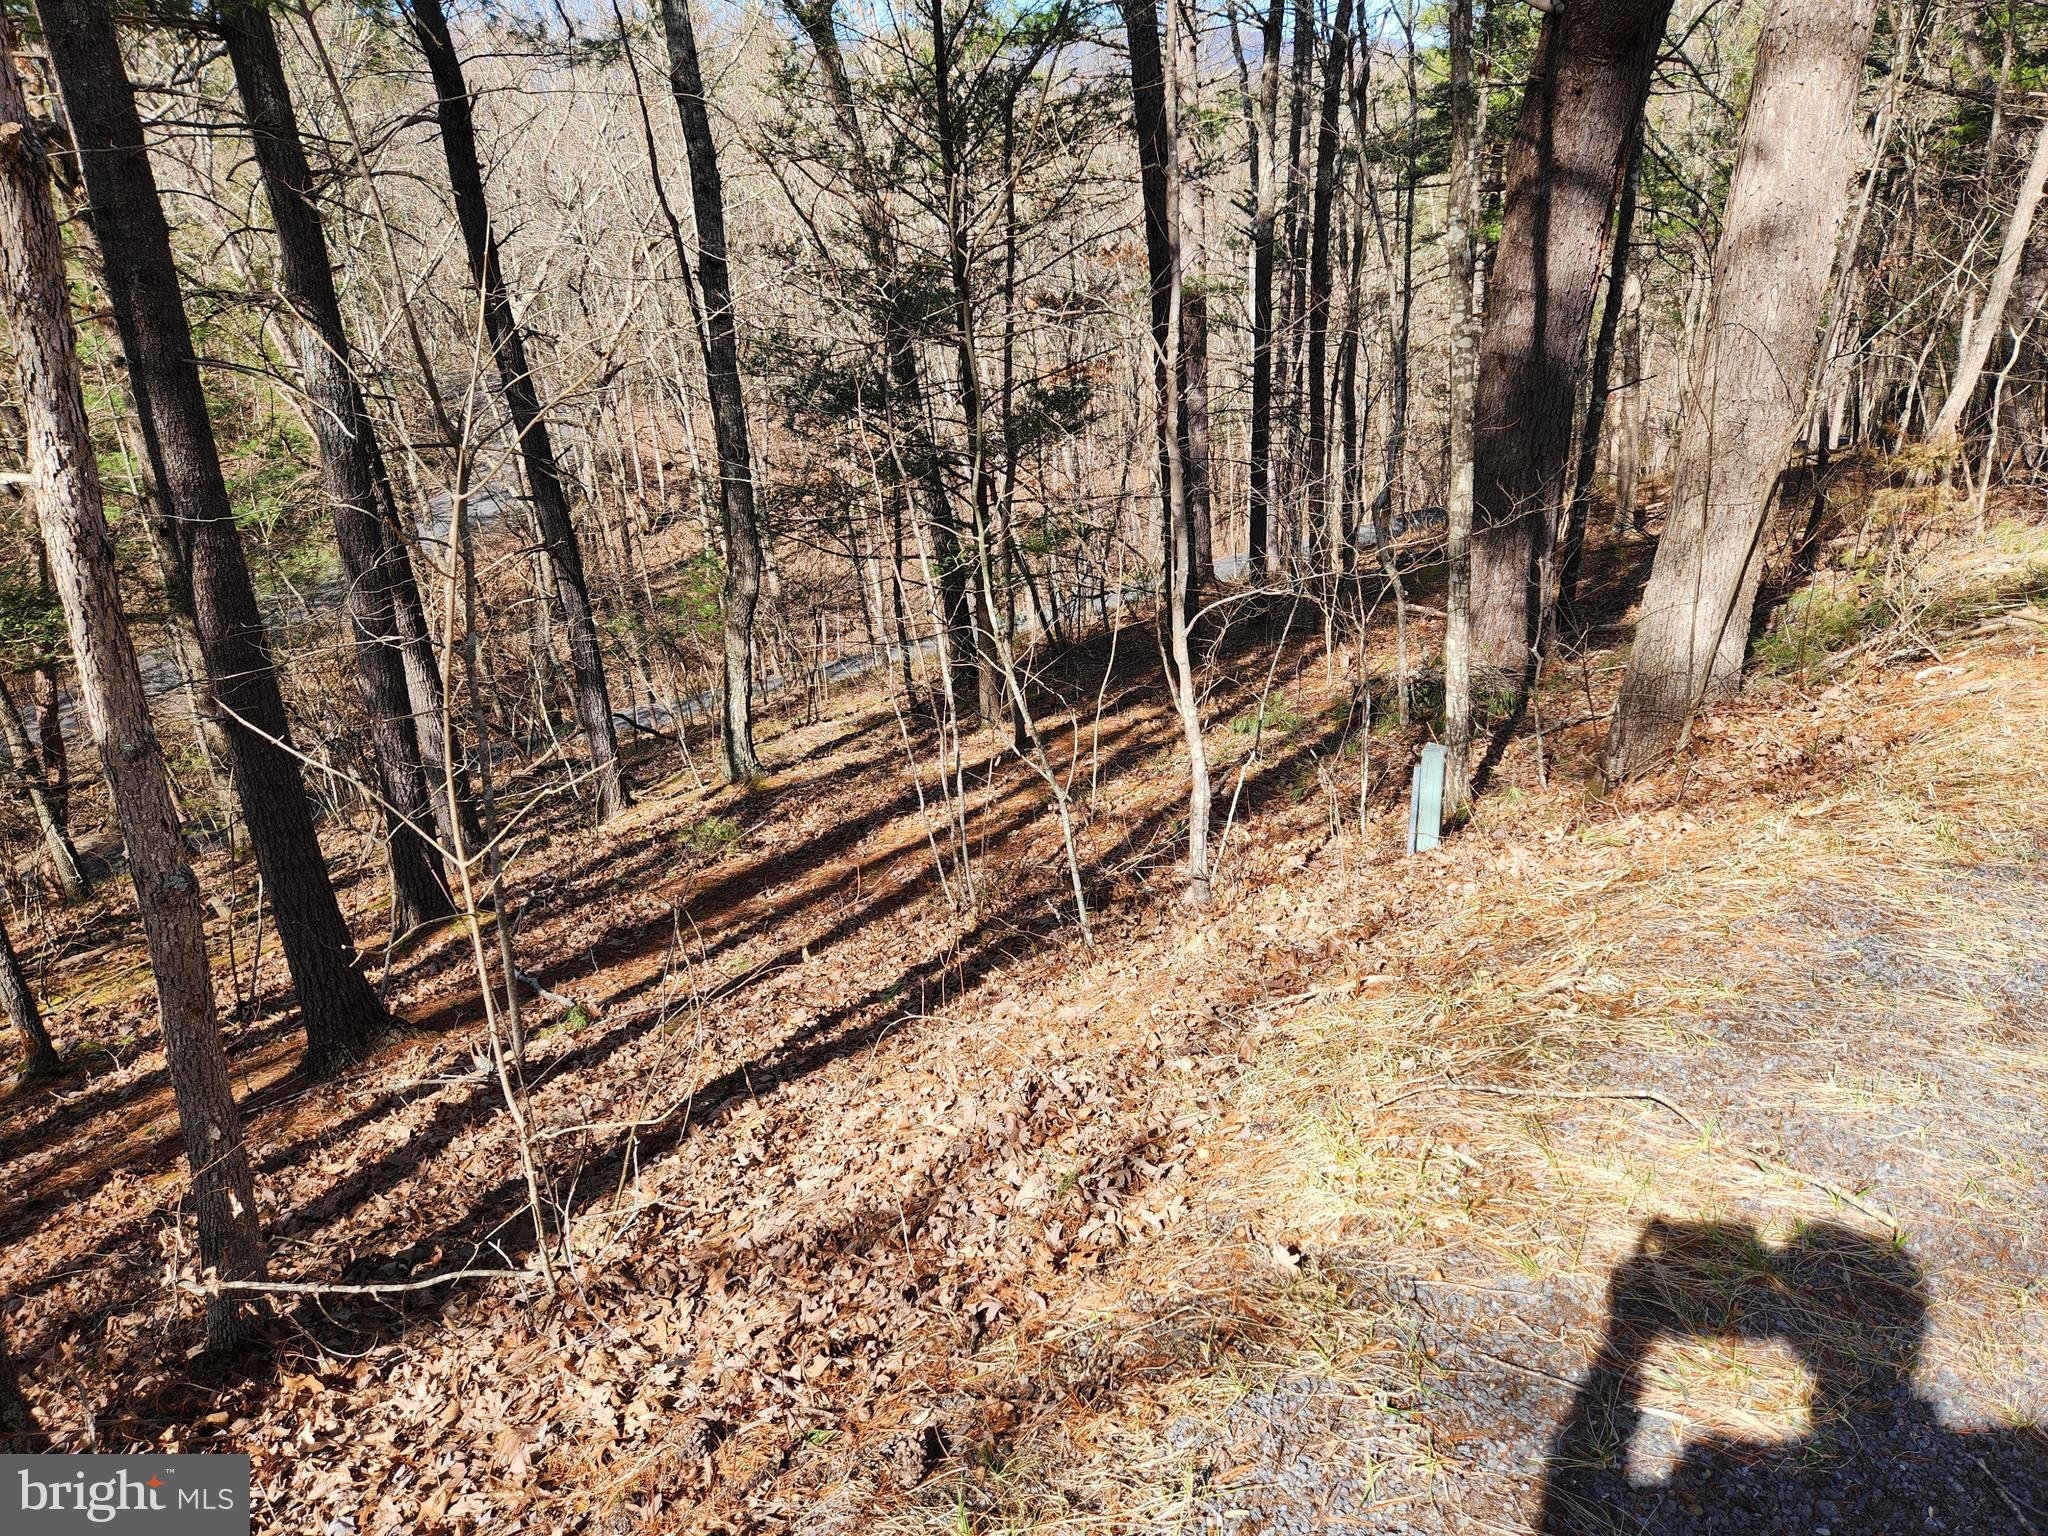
1165 862 2048 1535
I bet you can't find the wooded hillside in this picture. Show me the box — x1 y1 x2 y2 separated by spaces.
0 0 2043 1531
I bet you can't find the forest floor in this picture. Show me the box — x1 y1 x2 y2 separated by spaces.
2 473 2045 1535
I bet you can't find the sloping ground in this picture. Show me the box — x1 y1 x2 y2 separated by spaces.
0 498 2043 1535
884 519 2048 1535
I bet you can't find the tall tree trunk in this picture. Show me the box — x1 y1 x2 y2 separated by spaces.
1560 119 1646 612
1611 270 1643 534
1122 0 1210 891
0 35 266 1344
1929 111 2048 444
1603 0 1881 780
1442 0 1479 820
39 0 397 1076
219 0 453 934
0 906 59 1079
655 0 765 780
1303 0 1354 568
1173 0 1213 591
0 674 88 902
403 0 627 819
1245 0 1286 577
1138 0 1211 901
1122 0 1178 583
368 449 474 852
1276 0 1314 564
1469 0 1672 673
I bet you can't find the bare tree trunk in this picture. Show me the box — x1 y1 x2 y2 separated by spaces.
404 0 627 820
1123 0 1178 579
1560 120 1645 614
655 0 765 780
1174 0 1214 591
1929 111 2048 444
1442 0 1479 821
1470 0 1672 674
1152 0 1211 902
1276 0 1314 569
1121 0 1211 896
1603 0 1881 780
0 674 88 903
0 35 266 1343
40 0 396 1076
0 905 59 1079
1244 0 1286 577
1611 270 1643 534
220 0 453 934
1303 0 1354 568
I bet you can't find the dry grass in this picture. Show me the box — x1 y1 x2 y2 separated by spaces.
876 489 2048 1533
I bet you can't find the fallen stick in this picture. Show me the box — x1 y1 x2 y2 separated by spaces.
175 1266 540 1298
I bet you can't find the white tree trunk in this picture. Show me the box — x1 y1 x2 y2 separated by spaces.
1930 112 2048 443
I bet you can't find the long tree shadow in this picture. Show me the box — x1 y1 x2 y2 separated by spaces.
1539 1218 2048 1534
18 605 1374 1441
81 876 1096 1436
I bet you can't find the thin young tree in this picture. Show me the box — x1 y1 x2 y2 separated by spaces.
1125 0 1211 899
217 0 454 932
1603 0 1883 780
37 0 398 1075
1302 0 1354 566
1243 0 1286 576
1469 0 1672 673
1173 0 1213 588
1559 118 1646 614
653 0 765 780
1441 0 1480 821
0 30 266 1342
403 0 628 819
0 905 58 1079
1928 110 2048 444
0 672 87 902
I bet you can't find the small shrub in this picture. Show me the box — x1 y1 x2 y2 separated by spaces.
1753 586 1889 678
1230 697 1306 738
676 814 743 857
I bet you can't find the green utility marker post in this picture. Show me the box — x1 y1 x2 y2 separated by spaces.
1408 742 1445 854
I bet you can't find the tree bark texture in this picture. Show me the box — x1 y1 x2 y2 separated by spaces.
219 0 453 932
39 0 397 1075
1603 0 1880 780
656 0 765 780
0 905 59 1078
0 35 266 1343
1470 0 1672 672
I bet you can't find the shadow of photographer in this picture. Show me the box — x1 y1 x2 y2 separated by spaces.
1538 1218 2048 1534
